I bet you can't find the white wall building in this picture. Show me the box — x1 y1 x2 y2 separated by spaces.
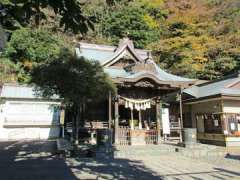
0 84 61 140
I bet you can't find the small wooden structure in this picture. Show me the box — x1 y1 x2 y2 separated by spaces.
75 38 196 145
183 73 240 146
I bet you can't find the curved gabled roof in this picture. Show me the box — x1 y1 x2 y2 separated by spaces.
76 38 196 86
101 38 144 67
75 38 150 65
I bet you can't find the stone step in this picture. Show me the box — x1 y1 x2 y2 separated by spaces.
114 144 183 158
113 143 233 159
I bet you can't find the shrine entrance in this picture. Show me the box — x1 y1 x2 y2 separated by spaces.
110 82 186 146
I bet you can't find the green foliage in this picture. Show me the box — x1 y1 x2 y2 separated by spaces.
147 0 240 80
0 57 17 83
101 3 163 48
3 28 65 82
31 49 116 104
0 25 7 51
82 0 239 80
0 0 94 34
2 0 240 82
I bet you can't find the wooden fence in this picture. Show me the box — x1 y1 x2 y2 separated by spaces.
118 127 158 146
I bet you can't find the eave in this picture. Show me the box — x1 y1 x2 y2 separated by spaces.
184 94 240 104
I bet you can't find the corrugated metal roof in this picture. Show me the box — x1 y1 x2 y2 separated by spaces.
76 48 114 64
153 63 193 82
184 76 240 98
104 61 195 82
104 68 130 78
0 84 59 99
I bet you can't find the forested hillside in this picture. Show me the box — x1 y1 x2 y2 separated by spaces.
1 0 240 83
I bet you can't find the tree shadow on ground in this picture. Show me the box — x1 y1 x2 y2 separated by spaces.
0 141 163 180
0 140 77 180
67 156 162 179
225 153 240 160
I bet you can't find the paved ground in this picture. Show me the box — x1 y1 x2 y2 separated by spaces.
0 140 77 180
0 140 239 180
66 155 240 180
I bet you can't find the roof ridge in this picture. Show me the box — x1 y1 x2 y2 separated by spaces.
78 42 116 51
78 42 151 53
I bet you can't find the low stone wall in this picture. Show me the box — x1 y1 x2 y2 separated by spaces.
197 133 240 147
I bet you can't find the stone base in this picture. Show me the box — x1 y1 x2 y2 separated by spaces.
130 130 146 145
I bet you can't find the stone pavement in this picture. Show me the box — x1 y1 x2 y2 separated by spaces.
66 154 240 179
0 140 77 180
0 140 239 180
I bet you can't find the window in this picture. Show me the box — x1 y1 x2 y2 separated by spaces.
204 114 222 134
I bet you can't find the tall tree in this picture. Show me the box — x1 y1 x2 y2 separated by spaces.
31 52 116 104
0 0 94 34
31 50 116 142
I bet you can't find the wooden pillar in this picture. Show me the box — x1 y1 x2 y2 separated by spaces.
130 109 134 129
114 95 119 144
131 109 133 120
156 97 162 144
220 100 228 135
179 87 183 143
60 105 65 138
139 110 142 129
108 91 112 129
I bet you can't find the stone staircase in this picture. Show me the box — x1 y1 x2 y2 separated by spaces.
57 138 239 161
181 143 240 162
113 143 239 160
114 144 183 158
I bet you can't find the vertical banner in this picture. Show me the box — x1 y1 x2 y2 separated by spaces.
162 108 170 134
